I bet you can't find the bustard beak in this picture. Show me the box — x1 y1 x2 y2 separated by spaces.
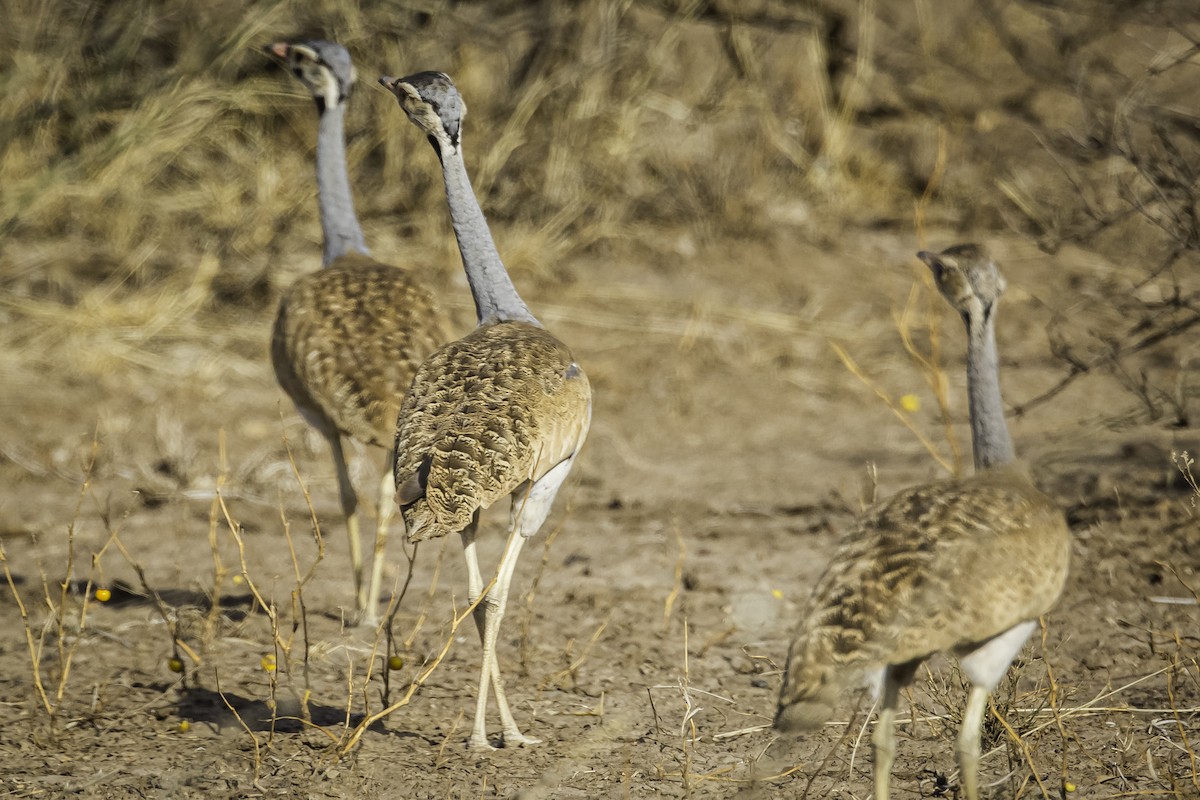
264 41 290 59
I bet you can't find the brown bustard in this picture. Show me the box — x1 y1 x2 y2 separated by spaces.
776 245 1070 800
379 71 592 750
264 41 449 627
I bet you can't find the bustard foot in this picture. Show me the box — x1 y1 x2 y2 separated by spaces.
346 601 381 629
500 731 542 748
468 732 499 752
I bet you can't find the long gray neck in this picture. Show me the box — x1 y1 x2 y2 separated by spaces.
439 144 539 326
316 102 368 265
965 310 1016 470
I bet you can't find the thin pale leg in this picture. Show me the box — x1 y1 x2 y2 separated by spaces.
477 529 531 747
955 620 1037 800
327 433 365 617
459 517 534 748
462 458 576 750
491 458 576 746
359 446 397 628
460 515 499 750
870 660 919 800
459 516 491 658
957 686 988 800
871 668 902 800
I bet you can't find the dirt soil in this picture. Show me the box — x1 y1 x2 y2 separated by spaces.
0 226 1197 799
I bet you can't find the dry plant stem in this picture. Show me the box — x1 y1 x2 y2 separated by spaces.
1171 451 1199 513
541 617 609 690
913 124 949 241
337 579 498 757
829 340 955 473
43 434 101 717
212 426 325 724
380 540 421 704
991 699 1052 799
847 696 877 785
216 669 262 785
215 456 284 728
1012 310 1200 418
23 433 127 722
434 710 465 769
204 490 228 649
723 23 810 171
402 536 448 650
109 532 199 668
0 543 52 715
278 430 329 720
895 281 964 475
282 424 328 700
1039 618 1073 794
1158 559 1200 605
662 524 686 632
679 617 695 792
1164 640 1200 793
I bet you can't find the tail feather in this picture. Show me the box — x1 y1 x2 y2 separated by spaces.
774 638 850 733
774 673 843 732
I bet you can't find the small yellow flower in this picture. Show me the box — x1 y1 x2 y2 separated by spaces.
178 720 191 733
232 574 244 586
167 657 184 673
1064 782 1076 793
899 394 921 413
261 654 277 672
95 588 112 603
771 589 784 600
388 655 405 671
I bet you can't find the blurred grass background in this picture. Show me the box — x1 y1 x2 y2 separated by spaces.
1 0 1197 390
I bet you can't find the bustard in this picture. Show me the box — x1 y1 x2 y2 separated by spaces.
775 245 1070 800
264 41 448 627
379 71 591 750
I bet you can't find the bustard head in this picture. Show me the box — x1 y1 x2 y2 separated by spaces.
918 244 1006 324
378 72 464 157
265 40 356 113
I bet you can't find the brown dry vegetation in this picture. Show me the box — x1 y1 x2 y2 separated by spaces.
1 0 1198 798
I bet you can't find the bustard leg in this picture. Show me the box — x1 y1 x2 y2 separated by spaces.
957 686 989 800
460 458 576 750
360 445 397 629
491 458 576 746
955 619 1038 800
327 433 366 620
460 517 532 750
460 515 508 749
871 660 919 800
871 668 902 800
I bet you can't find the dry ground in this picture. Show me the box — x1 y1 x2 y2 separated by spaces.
1 1 1199 798
1 230 1197 798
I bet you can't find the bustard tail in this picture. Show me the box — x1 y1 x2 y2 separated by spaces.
775 643 850 732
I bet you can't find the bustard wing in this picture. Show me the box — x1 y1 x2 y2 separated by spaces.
272 253 448 446
778 469 1069 728
394 320 591 541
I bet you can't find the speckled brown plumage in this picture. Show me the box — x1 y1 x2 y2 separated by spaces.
381 69 593 749
776 244 1071 800
777 467 1070 728
394 320 591 542
271 253 447 448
